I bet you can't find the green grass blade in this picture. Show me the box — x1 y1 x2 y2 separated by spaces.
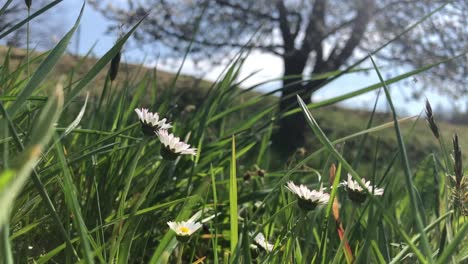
284 52 466 118
117 141 146 217
455 241 468 263
229 136 238 259
33 197 195 262
371 240 387 264
36 237 81 264
0 82 64 262
65 15 147 106
64 92 88 136
0 0 63 39
0 84 63 224
319 163 342 264
0 88 78 258
210 165 219 263
435 222 468 264
389 210 453 264
7 2 83 117
0 0 14 17
9 219 43 240
369 55 433 262
296 95 428 263
0 170 14 191
54 137 94 263
1 222 13 264
149 184 208 263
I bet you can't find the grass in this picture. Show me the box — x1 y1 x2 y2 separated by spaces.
0 2 467 264
2 45 466 163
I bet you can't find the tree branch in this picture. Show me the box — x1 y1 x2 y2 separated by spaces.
146 18 284 55
214 0 277 21
276 0 294 52
327 0 375 69
301 0 327 55
324 0 419 40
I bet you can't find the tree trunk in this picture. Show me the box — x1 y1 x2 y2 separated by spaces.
273 52 309 154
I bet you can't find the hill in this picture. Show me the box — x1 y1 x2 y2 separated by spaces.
2 41 467 263
1 44 466 167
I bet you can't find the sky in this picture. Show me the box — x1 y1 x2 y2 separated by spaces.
8 1 466 116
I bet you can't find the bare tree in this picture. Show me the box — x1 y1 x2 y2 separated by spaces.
91 0 467 153
0 0 65 50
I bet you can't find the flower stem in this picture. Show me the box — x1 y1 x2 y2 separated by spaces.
331 204 357 264
26 7 30 80
176 243 185 264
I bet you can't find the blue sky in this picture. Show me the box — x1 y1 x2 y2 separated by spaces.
14 1 467 116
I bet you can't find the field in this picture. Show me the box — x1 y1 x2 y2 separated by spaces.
0 5 467 264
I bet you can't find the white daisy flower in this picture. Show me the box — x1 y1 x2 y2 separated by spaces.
156 130 197 160
286 181 330 210
341 173 384 203
167 220 202 242
253 232 274 252
134 108 171 136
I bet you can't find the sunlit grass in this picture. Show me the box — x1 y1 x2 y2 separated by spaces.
0 2 467 264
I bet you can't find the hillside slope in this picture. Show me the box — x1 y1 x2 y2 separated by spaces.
1 45 466 167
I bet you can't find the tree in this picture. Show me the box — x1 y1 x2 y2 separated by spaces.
91 0 467 153
0 0 64 50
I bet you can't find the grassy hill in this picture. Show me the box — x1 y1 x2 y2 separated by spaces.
1 43 467 263
1 44 466 167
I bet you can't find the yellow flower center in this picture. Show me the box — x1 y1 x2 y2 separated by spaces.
179 226 190 234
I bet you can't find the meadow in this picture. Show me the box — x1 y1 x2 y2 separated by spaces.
0 2 467 264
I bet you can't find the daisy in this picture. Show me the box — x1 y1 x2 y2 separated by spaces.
167 220 202 242
156 130 197 160
341 173 384 203
286 181 330 211
252 232 274 252
134 108 171 136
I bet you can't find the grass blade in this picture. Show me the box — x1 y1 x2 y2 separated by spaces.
435 221 468 264
65 14 147 106
54 137 94 263
7 2 83 117
369 55 433 262
0 82 64 262
284 52 466 118
296 95 428 263
229 136 238 259
0 0 63 39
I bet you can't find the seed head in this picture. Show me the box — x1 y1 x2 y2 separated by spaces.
453 134 463 188
109 51 121 81
243 171 252 181
425 99 440 139
257 169 266 177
